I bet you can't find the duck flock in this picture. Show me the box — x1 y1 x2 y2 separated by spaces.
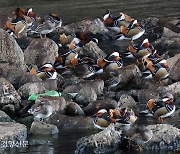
4 7 176 141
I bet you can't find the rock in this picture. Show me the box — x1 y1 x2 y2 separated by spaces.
36 96 67 114
0 63 26 87
16 37 33 51
75 124 122 154
141 17 163 41
165 82 180 98
64 79 104 96
0 77 21 106
30 122 58 135
42 79 58 91
0 15 8 29
0 122 27 148
75 88 97 106
117 94 137 114
47 114 94 129
58 18 111 39
135 124 180 151
2 104 15 118
115 64 141 90
84 99 118 116
155 37 180 57
0 110 14 122
82 41 106 60
167 54 180 82
0 29 25 70
162 27 180 38
65 102 85 116
24 38 58 67
18 82 46 100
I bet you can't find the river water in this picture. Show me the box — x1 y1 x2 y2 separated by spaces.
0 0 179 154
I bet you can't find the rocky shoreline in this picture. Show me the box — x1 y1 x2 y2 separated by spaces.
0 11 180 154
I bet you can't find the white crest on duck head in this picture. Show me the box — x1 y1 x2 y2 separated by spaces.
28 8 33 14
110 51 120 57
142 38 149 45
119 12 125 20
42 63 53 68
97 109 107 114
132 19 138 26
159 59 167 64
103 10 110 20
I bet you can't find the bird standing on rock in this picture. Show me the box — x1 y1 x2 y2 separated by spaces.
28 100 53 122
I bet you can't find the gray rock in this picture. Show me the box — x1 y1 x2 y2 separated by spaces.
65 102 84 116
30 122 58 135
75 124 122 154
84 99 118 116
0 77 21 106
24 38 58 67
0 15 8 29
117 94 137 114
115 64 141 90
18 82 46 99
0 29 25 70
64 79 104 96
58 18 111 39
0 122 27 148
75 88 97 106
47 114 94 129
82 41 106 60
162 27 180 38
167 54 180 82
2 104 15 118
0 110 14 122
141 124 180 151
165 82 180 98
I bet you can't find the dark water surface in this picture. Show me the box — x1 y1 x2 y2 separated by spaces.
0 0 179 154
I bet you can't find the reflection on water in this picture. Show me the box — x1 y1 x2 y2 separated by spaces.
0 0 179 153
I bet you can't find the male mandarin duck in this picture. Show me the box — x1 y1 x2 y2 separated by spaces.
30 63 57 80
116 20 145 40
97 57 123 73
93 109 116 130
143 57 169 83
126 39 152 60
93 108 137 130
54 50 79 69
140 93 175 122
28 99 53 122
5 20 26 38
103 10 132 33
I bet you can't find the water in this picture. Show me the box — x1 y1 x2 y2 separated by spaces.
0 0 179 153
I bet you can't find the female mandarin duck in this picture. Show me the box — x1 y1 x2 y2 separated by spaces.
140 93 175 122
30 63 57 80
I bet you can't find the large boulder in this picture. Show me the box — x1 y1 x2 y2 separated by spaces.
0 29 25 69
165 82 180 98
24 38 58 67
58 18 111 39
115 64 141 90
30 122 58 135
75 124 122 154
130 124 180 151
84 99 118 116
82 41 106 60
47 114 94 129
0 110 14 122
0 122 27 148
0 77 21 106
167 54 180 82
